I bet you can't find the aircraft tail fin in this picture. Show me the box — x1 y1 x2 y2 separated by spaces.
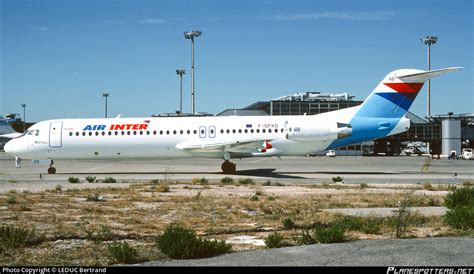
355 67 462 119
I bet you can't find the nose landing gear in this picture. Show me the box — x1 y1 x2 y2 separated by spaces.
221 160 236 174
47 160 56 174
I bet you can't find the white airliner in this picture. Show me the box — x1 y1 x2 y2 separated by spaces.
4 67 461 174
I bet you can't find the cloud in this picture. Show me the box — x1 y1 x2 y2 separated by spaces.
104 20 128 25
31 26 51 32
138 18 168 24
263 11 395 21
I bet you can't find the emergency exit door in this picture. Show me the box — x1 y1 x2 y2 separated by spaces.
49 122 63 147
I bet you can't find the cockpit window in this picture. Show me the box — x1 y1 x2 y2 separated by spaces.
35 130 40 136
27 130 34 135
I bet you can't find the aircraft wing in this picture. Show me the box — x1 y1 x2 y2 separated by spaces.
176 138 272 153
0 132 23 139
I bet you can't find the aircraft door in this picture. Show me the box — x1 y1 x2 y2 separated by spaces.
199 126 206 138
49 122 63 147
209 126 216 138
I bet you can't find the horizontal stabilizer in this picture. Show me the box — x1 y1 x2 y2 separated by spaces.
397 67 462 82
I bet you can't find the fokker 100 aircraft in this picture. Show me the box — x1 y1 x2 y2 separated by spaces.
4 67 461 174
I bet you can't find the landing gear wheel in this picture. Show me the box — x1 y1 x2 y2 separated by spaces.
221 160 236 174
47 167 56 174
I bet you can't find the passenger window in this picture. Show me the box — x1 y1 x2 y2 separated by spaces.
115 131 118 136
102 132 105 136
89 132 93 136
127 131 131 135
187 130 190 134
251 129 254 133
238 129 242 133
226 129 230 134
244 129 248 133
82 132 86 136
262 129 266 133
108 132 112 136
193 130 197 134
76 132 79 136
121 131 125 135
133 131 137 135
220 129 224 134
146 131 150 135
180 130 183 134
95 132 99 136
256 129 260 133
140 131 143 135
69 132 73 136
269 129 272 133
173 130 177 135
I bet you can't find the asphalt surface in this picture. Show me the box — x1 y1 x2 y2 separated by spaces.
1 153 473 190
142 237 474 266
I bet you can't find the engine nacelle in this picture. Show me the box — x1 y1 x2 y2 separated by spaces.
286 123 352 142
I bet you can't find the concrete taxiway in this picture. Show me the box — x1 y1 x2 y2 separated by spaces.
1 153 473 192
142 237 474 266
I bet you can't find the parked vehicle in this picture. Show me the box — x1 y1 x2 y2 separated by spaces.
462 148 473 160
326 150 336 157
448 150 458 160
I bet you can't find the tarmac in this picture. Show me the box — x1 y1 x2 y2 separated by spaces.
142 237 474 266
1 153 473 192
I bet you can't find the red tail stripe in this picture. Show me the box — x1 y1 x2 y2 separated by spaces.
383 83 424 93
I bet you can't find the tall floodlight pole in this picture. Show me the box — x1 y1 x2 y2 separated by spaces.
421 36 438 117
184 30 202 115
102 92 109 118
176 69 186 114
21 104 26 132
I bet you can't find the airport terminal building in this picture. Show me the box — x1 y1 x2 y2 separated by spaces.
218 92 474 156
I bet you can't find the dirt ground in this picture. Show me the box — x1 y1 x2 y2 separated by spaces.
0 180 467 265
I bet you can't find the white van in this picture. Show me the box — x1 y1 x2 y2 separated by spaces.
462 148 473 160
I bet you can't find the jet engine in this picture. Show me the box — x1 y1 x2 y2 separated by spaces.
286 123 352 142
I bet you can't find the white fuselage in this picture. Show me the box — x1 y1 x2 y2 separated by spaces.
5 107 361 161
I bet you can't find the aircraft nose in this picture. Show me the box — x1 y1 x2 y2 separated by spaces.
4 139 25 156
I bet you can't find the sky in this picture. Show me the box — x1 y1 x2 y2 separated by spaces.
1 0 472 122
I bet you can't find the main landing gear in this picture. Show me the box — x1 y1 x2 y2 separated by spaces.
47 160 56 174
221 160 236 174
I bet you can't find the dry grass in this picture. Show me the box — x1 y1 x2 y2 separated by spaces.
0 181 459 265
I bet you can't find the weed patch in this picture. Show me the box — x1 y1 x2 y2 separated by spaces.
265 232 289 249
107 241 139 264
0 226 35 253
444 186 474 230
239 178 255 185
85 176 97 183
156 223 231 259
68 177 81 184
